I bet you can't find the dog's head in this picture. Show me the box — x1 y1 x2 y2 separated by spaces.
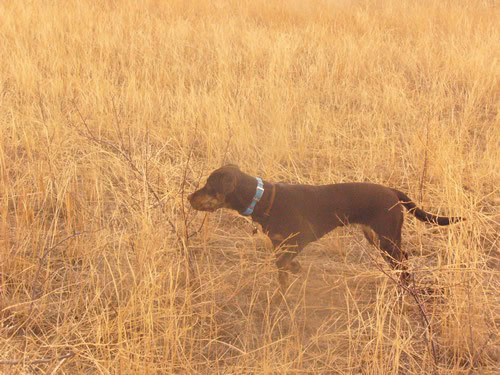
188 164 240 212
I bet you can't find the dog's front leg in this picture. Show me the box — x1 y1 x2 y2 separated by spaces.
273 240 302 295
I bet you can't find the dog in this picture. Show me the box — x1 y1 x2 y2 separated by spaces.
188 164 463 293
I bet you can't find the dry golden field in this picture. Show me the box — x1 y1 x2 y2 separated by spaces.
0 0 499 373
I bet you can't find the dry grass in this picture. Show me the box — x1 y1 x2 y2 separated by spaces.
0 0 499 373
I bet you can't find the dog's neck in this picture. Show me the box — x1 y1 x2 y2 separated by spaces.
226 173 275 224
240 177 264 216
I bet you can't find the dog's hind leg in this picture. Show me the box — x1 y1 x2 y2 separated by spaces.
378 236 410 283
364 213 411 284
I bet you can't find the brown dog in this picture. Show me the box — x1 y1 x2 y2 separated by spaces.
188 164 462 293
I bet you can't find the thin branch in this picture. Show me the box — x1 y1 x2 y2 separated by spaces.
418 123 430 203
220 126 233 166
67 100 204 283
184 126 232 239
468 332 495 374
0 351 75 366
68 100 177 234
9 231 88 338
111 96 127 157
352 235 439 373
180 125 198 237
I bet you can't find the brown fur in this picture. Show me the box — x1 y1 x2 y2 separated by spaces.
188 165 463 293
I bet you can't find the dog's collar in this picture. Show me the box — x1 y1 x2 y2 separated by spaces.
241 177 264 216
263 183 276 217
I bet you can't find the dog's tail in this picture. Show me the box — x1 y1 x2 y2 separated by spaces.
392 189 464 225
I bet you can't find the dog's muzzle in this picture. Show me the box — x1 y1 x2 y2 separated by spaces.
188 191 222 212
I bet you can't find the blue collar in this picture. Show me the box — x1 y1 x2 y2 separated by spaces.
241 177 264 216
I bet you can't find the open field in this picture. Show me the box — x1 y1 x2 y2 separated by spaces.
0 0 499 373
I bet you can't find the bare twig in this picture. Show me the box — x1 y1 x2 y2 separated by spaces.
9 231 88 338
0 351 75 366
179 126 199 279
180 125 198 238
220 126 233 166
67 100 205 284
67 100 177 234
418 123 430 203
50 354 71 375
468 332 495 374
111 96 127 157
182 125 232 239
352 235 440 373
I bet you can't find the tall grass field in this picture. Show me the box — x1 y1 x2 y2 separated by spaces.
0 0 498 373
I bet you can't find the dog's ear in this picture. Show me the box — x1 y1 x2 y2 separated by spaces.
223 163 240 170
219 173 236 194
210 171 237 195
